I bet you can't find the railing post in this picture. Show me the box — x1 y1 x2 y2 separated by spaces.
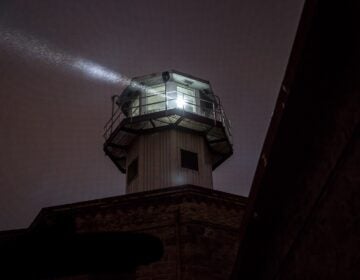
212 102 216 124
165 82 167 112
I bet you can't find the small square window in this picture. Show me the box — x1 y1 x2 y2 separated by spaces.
127 158 138 184
181 149 198 171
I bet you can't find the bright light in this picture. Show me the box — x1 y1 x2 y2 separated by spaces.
72 59 125 84
176 96 185 108
0 26 141 88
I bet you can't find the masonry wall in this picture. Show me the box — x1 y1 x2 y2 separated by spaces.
33 186 246 280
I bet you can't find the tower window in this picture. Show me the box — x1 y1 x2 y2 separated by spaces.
145 84 166 113
127 158 138 184
181 149 198 171
177 85 196 113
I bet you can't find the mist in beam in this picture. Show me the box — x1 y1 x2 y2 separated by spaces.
0 26 140 89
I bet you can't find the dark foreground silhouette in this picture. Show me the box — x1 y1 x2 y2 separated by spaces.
0 231 163 279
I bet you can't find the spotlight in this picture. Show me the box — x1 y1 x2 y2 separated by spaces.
176 96 185 108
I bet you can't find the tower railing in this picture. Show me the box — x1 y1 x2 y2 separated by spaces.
104 91 232 144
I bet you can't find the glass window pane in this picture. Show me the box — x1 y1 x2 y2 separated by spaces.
177 85 195 96
166 90 177 109
177 85 196 113
184 94 195 104
145 84 166 113
147 84 165 96
130 97 140 116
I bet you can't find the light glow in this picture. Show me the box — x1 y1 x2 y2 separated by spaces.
0 26 146 90
72 59 125 84
176 96 185 108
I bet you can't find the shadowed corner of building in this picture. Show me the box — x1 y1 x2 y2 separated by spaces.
230 0 360 279
0 226 163 279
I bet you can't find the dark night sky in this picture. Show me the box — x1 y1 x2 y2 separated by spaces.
0 0 304 230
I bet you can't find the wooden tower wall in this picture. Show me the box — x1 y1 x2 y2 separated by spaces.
126 129 213 193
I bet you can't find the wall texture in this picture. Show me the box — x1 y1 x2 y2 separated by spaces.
30 185 247 279
231 0 360 279
127 130 214 193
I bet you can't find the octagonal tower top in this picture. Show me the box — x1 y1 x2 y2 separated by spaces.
104 70 233 191
119 70 216 118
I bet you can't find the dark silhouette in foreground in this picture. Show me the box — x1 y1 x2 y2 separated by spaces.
0 231 163 279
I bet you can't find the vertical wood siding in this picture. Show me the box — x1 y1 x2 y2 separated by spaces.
126 129 213 193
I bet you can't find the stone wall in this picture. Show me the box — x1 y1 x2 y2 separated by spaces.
32 185 246 280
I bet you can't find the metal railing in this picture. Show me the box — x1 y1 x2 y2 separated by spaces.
104 91 232 144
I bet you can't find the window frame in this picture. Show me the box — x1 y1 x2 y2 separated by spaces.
180 149 199 171
144 84 166 113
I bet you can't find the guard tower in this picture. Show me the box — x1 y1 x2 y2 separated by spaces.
103 70 232 193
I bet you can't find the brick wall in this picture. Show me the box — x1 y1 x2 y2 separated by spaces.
34 185 246 279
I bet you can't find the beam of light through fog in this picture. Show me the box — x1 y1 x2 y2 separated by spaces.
0 26 148 92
